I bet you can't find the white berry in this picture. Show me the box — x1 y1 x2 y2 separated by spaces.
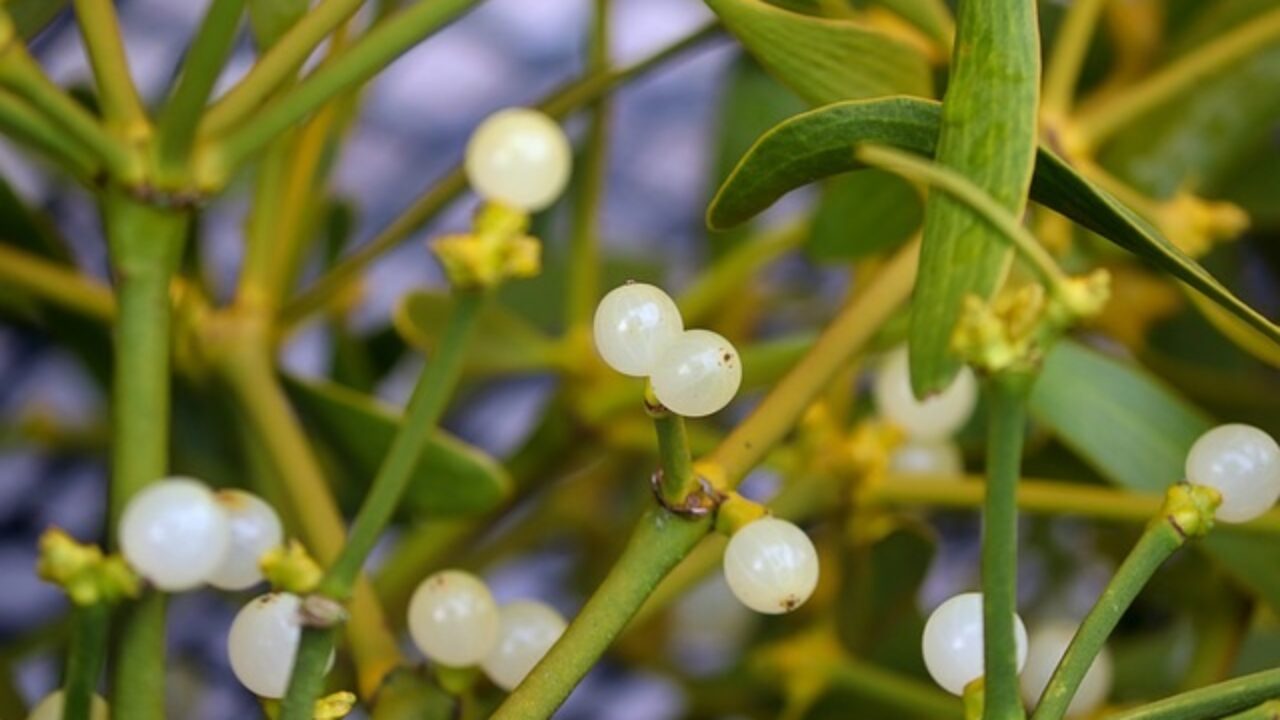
722 517 819 614
1185 423 1280 523
27 690 109 720
593 283 684 377
408 570 500 667
651 329 743 417
889 438 964 477
119 477 231 592
1020 622 1112 717
465 107 571 211
228 592 332 698
874 346 977 441
481 600 567 690
922 592 1028 696
208 490 284 591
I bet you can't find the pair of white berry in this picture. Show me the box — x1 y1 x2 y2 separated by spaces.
118 477 284 592
875 346 976 478
921 595 1113 716
407 570 567 691
594 283 743 417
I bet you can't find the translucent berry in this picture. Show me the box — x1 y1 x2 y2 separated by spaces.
481 600 567 690
593 283 684 377
1020 622 1112 718
408 569 500 667
208 489 284 591
27 690 109 720
651 329 742 417
464 107 571 211
722 517 819 614
874 346 977 441
228 592 333 698
922 592 1028 696
889 438 964 477
1185 423 1280 523
119 477 231 592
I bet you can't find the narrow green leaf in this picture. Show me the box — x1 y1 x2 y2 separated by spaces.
908 0 1039 394
393 291 561 377
283 375 512 516
705 97 1280 347
704 0 933 105
1029 340 1280 611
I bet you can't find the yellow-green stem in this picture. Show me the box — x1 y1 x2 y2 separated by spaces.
566 0 610 330
1041 0 1106 117
61 603 108 720
982 373 1032 720
0 89 99 181
0 244 116 321
70 0 148 133
104 192 187 720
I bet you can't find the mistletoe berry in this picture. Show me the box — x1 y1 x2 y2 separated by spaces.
651 329 742 417
118 477 231 592
1185 423 1280 523
922 592 1028 696
408 569 500 667
208 489 284 591
227 592 332 699
482 600 568 691
722 517 819 614
465 107 572 211
593 283 684 377
874 346 977 441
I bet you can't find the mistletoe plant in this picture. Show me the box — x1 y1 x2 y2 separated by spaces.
4 0 1280 719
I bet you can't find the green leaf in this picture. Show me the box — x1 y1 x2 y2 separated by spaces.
705 96 1280 348
907 0 1038 395
394 291 561 377
704 0 933 106
283 375 511 516
808 169 922 262
1029 340 1280 610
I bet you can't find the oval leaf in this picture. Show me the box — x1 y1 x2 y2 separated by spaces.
284 375 512 516
705 0 933 105
706 96 1280 347
1029 339 1280 610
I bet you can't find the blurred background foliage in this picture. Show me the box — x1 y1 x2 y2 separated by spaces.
1 0 1279 717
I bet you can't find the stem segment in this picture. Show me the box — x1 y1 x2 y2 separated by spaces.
982 373 1031 720
61 603 108 720
1029 519 1186 719
1103 669 1280 720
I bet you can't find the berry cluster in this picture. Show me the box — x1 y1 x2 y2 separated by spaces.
594 283 742 417
875 346 976 476
408 569 567 691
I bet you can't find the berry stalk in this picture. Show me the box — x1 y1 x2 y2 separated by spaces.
61 603 109 720
982 372 1033 720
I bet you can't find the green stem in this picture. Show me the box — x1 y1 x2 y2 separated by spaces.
1220 700 1280 720
200 0 364 137
0 89 99 181
855 144 1068 291
982 373 1031 720
1029 520 1185 720
649 397 698 507
204 0 481 180
104 192 187 720
1041 0 1105 117
565 0 610 331
491 508 712 720
1104 669 1280 720
826 656 965 719
155 0 246 177
0 244 116 321
0 47 138 181
279 292 485 720
1074 6 1280 148
61 603 108 720
70 0 148 132
276 21 719 326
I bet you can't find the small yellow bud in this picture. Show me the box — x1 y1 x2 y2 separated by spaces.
313 692 357 720
260 539 323 594
432 201 542 289
36 528 140 606
1160 483 1220 540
